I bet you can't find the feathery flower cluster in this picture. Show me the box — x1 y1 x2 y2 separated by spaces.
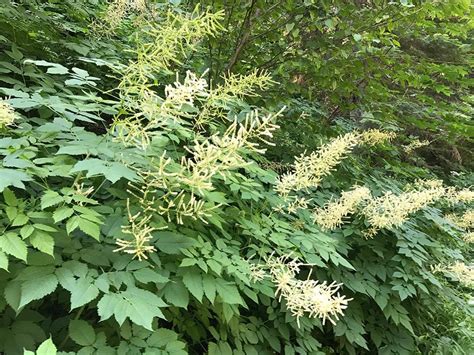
275 130 394 196
250 254 351 327
119 10 224 99
313 186 371 230
276 132 359 195
360 129 396 145
404 138 430 153
274 197 310 214
196 70 274 127
433 261 474 287
362 179 446 230
165 70 208 107
463 232 474 243
445 187 474 205
180 110 281 193
446 210 474 229
0 98 16 128
94 0 149 36
114 199 160 260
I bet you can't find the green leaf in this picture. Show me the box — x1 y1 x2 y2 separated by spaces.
71 159 138 183
77 218 100 240
98 289 167 330
215 279 244 305
3 188 17 206
133 268 169 284
155 232 196 254
53 206 74 223
40 191 64 209
69 320 96 346
36 337 57 355
69 277 100 310
182 270 203 302
203 274 216 303
0 168 32 191
30 231 55 256
0 250 8 270
19 269 58 308
164 281 189 308
0 232 28 261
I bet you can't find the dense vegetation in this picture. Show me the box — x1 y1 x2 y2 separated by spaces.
0 1 472 354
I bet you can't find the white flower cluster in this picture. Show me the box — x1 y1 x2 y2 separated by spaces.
433 261 473 287
0 98 16 128
275 130 394 196
362 179 446 230
313 186 371 230
250 254 351 327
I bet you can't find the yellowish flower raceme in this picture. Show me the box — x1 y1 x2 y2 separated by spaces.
313 186 371 230
250 254 351 327
404 138 430 153
446 210 474 229
362 179 446 230
275 130 394 196
0 98 16 128
433 261 473 287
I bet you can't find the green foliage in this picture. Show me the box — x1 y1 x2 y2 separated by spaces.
0 1 472 355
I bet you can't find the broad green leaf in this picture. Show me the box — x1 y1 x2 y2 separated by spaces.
53 206 74 223
3 188 17 206
36 337 57 355
0 168 32 192
155 232 196 254
164 281 189 308
41 191 64 209
0 250 8 270
215 279 244 305
29 231 55 256
69 320 96 346
77 218 100 240
19 272 58 308
182 270 203 302
0 232 28 261
98 289 167 330
69 277 100 310
202 274 216 304
71 159 138 183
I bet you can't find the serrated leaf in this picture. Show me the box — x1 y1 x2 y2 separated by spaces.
0 168 32 192
215 279 244 305
29 231 55 256
53 206 74 223
3 188 17 206
182 270 203 302
71 159 138 183
40 190 64 209
4 280 21 311
78 218 100 240
0 232 28 261
69 320 96 346
69 277 100 310
164 281 189 308
36 337 57 355
133 268 169 284
202 274 216 304
155 232 196 254
0 250 8 270
19 272 58 308
98 289 167 330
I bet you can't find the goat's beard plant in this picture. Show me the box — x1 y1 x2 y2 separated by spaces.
107 6 473 339
108 8 356 327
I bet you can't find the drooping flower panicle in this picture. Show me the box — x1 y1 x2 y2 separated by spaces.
250 254 351 327
313 186 371 230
